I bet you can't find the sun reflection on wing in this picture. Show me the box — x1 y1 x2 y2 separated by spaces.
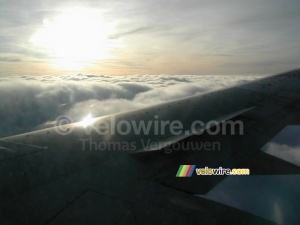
78 113 96 128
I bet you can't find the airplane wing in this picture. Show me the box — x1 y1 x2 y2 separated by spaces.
1 69 300 224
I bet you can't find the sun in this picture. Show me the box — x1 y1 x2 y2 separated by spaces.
30 7 117 70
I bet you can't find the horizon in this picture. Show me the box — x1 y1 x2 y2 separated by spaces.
1 2 300 223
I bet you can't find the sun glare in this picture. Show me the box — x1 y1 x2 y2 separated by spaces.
78 113 96 128
30 7 117 70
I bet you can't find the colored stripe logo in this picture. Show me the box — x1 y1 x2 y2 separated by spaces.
176 165 196 177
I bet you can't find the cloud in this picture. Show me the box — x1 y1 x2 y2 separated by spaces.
1 0 300 75
0 56 22 62
0 71 299 224
0 74 259 137
263 142 300 166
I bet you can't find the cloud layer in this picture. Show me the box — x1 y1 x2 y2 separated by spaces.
1 73 299 225
0 74 259 137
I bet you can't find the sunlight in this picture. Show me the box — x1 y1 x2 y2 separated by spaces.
30 7 117 70
78 113 96 128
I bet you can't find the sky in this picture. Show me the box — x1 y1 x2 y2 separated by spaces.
1 1 300 223
1 0 300 76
